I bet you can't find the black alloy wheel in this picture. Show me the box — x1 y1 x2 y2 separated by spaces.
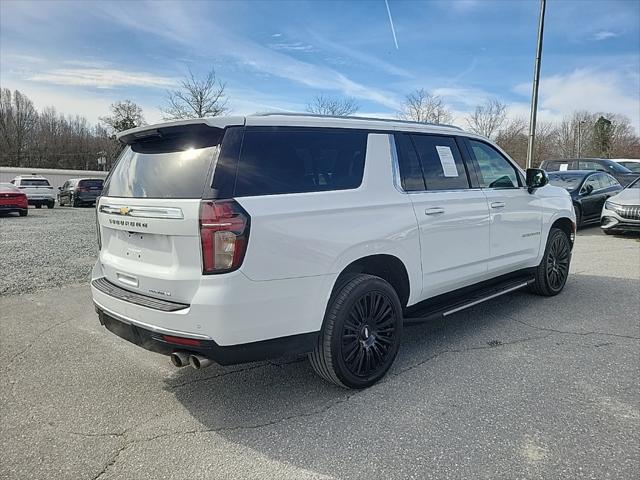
309 274 403 388
340 291 397 378
531 227 571 296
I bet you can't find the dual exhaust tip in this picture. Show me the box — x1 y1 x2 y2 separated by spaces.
170 351 212 370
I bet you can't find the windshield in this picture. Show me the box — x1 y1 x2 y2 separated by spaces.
618 162 640 173
627 177 640 189
547 173 582 191
103 145 218 198
20 178 50 186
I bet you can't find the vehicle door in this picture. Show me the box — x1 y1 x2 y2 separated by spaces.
395 132 490 298
578 174 607 221
464 138 543 274
59 181 69 203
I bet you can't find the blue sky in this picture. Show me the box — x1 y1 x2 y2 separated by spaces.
1 0 639 130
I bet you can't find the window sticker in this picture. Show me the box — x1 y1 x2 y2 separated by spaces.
559 163 568 171
435 146 459 177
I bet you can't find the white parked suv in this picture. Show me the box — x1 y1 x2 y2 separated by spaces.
91 114 576 388
10 175 56 208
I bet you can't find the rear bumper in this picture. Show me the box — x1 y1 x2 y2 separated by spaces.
0 204 27 213
90 261 334 363
95 304 317 365
27 198 54 205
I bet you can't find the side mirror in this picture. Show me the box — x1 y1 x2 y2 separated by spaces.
526 168 548 193
58 186 62 190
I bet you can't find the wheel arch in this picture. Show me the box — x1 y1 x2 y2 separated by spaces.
550 216 576 248
331 254 411 309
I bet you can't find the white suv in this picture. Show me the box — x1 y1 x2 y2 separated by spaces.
91 114 575 388
11 175 56 208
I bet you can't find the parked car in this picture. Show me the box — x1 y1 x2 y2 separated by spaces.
10 175 55 208
91 114 576 389
601 177 640 234
540 158 639 186
547 170 623 227
611 158 640 174
0 182 28 216
58 178 104 207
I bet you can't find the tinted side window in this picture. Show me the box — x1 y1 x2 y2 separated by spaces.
395 133 425 191
468 140 519 189
606 175 621 188
234 128 367 197
411 134 469 190
579 160 603 171
582 175 599 193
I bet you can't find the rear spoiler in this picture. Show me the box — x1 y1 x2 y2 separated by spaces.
117 117 245 144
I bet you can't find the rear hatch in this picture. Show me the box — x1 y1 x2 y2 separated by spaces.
18 178 54 198
97 121 238 304
77 179 104 199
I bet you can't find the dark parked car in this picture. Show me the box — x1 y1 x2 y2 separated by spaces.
547 170 623 227
58 178 104 207
540 158 639 186
0 182 28 216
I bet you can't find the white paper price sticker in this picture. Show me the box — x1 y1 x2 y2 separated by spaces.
559 164 568 171
435 146 459 177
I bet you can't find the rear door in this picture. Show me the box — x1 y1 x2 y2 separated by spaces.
97 124 228 304
579 173 611 221
464 138 542 274
396 133 490 298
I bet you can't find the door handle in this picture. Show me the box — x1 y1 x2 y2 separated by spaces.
490 201 506 209
425 207 445 215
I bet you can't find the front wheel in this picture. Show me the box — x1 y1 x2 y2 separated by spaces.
35 204 41 209
530 228 571 296
47 201 54 209
309 274 403 389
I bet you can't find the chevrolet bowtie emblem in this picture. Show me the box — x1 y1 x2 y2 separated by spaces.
119 206 131 216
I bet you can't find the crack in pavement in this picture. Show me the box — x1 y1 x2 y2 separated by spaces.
510 318 640 341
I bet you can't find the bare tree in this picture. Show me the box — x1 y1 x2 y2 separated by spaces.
397 88 453 124
162 68 229 119
0 89 38 165
465 98 507 139
99 100 145 134
306 94 359 116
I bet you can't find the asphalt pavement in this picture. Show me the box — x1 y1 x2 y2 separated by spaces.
1 226 638 479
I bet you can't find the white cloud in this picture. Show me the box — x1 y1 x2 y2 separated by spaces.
594 31 619 41
28 68 176 89
513 68 640 131
268 42 315 53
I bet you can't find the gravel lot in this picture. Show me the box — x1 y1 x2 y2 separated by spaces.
1 217 638 479
0 206 97 295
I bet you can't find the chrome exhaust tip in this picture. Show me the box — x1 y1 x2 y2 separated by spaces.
170 351 190 368
189 354 212 370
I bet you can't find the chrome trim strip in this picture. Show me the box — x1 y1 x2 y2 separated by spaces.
99 204 184 219
443 281 531 316
92 298 213 341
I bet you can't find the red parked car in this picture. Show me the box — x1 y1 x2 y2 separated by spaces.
0 182 28 216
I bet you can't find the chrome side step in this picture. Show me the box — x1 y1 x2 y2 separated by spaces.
442 281 531 316
404 276 535 324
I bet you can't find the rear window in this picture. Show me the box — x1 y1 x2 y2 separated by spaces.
20 178 50 186
78 179 104 188
103 146 218 198
233 128 367 197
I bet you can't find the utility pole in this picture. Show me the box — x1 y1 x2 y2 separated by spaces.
526 0 546 169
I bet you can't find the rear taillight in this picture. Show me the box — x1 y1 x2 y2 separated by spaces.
77 187 88 192
199 200 250 274
95 205 102 251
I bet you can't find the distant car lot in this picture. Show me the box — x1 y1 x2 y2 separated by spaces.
1 209 638 479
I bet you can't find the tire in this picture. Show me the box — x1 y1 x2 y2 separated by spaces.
309 274 403 389
603 229 615 235
35 204 41 209
47 201 54 209
19 210 27 217
530 227 571 296
573 205 582 228
72 196 80 208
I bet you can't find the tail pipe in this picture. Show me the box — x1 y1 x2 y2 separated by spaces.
189 354 213 370
170 351 190 368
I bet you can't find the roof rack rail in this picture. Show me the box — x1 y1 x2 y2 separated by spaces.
253 112 463 131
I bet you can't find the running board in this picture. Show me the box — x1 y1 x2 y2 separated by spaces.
403 276 535 324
